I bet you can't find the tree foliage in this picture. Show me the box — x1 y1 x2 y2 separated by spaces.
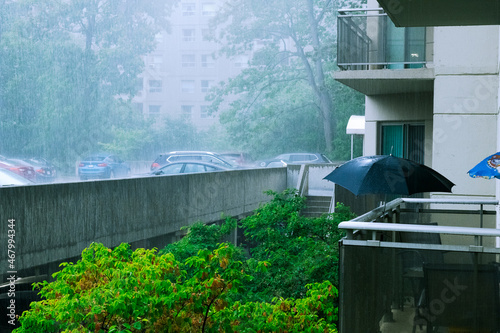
240 189 354 300
15 244 338 332
207 0 364 157
15 190 351 332
0 0 176 171
15 242 257 332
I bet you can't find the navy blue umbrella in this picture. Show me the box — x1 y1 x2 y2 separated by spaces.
324 155 454 196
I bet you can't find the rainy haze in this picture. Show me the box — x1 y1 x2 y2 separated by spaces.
0 0 365 182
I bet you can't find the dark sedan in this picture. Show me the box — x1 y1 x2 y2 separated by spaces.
150 151 235 170
150 161 231 176
258 153 332 167
78 154 130 180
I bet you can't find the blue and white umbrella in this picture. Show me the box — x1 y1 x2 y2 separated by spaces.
468 152 500 179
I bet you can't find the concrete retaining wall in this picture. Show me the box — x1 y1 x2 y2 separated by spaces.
0 168 287 273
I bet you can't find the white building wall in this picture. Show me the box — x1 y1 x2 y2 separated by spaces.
364 92 434 164
432 26 499 197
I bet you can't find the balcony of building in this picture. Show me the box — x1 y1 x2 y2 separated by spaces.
335 9 434 96
338 197 500 333
377 0 500 27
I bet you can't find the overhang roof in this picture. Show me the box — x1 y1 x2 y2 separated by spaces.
346 116 365 135
377 0 500 27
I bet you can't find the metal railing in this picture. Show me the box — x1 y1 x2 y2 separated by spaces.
338 197 500 333
340 197 499 248
337 8 427 70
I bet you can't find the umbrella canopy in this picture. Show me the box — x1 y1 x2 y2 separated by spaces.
467 152 500 179
324 155 455 196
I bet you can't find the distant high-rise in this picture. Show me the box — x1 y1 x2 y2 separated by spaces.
133 0 248 131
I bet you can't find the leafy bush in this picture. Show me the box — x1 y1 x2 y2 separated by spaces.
241 189 354 301
15 243 256 332
16 190 352 332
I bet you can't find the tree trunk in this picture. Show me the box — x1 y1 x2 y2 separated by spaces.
307 0 335 154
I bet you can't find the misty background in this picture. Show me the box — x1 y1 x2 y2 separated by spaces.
0 0 365 175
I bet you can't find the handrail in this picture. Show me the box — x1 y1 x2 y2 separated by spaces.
343 197 499 245
338 8 385 15
402 198 499 205
339 221 500 238
296 164 309 197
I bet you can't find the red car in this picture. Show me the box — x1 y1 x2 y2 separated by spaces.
0 156 36 182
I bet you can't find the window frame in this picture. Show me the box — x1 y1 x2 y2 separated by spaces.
379 122 425 163
149 79 162 93
181 54 196 67
182 29 196 42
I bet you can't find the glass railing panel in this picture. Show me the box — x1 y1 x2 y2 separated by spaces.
339 242 500 332
337 10 426 70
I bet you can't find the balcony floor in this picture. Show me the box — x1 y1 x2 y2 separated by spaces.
381 303 427 333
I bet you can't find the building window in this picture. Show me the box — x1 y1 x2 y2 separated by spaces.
385 24 426 69
134 103 143 113
201 29 214 41
149 80 162 93
234 55 249 68
182 29 195 42
182 54 195 67
154 33 163 44
147 55 163 70
181 105 193 119
202 3 216 16
181 80 195 93
136 78 144 96
201 54 215 68
200 105 209 118
149 105 161 114
201 80 214 93
380 123 425 163
182 3 195 16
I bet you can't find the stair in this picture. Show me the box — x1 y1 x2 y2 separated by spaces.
302 195 332 218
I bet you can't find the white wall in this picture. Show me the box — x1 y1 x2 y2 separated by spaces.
432 26 500 197
364 92 434 163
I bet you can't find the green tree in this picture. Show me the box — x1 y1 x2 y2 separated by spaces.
162 189 354 304
161 218 238 262
15 242 338 332
0 0 176 170
207 0 364 156
14 242 253 332
240 189 355 301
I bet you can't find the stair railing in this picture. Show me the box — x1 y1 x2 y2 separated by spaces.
296 164 309 197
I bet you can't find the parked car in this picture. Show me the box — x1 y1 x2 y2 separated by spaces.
150 161 232 176
219 152 254 167
0 156 37 182
78 154 130 180
258 153 332 167
259 159 288 168
150 151 235 170
0 168 34 186
9 157 57 183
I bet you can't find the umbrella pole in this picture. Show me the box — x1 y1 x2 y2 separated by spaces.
383 194 387 214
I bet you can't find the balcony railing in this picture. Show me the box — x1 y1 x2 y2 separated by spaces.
338 198 500 333
337 9 427 70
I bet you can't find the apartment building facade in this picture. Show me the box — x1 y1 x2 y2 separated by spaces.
335 0 500 204
133 0 248 131
336 3 500 331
